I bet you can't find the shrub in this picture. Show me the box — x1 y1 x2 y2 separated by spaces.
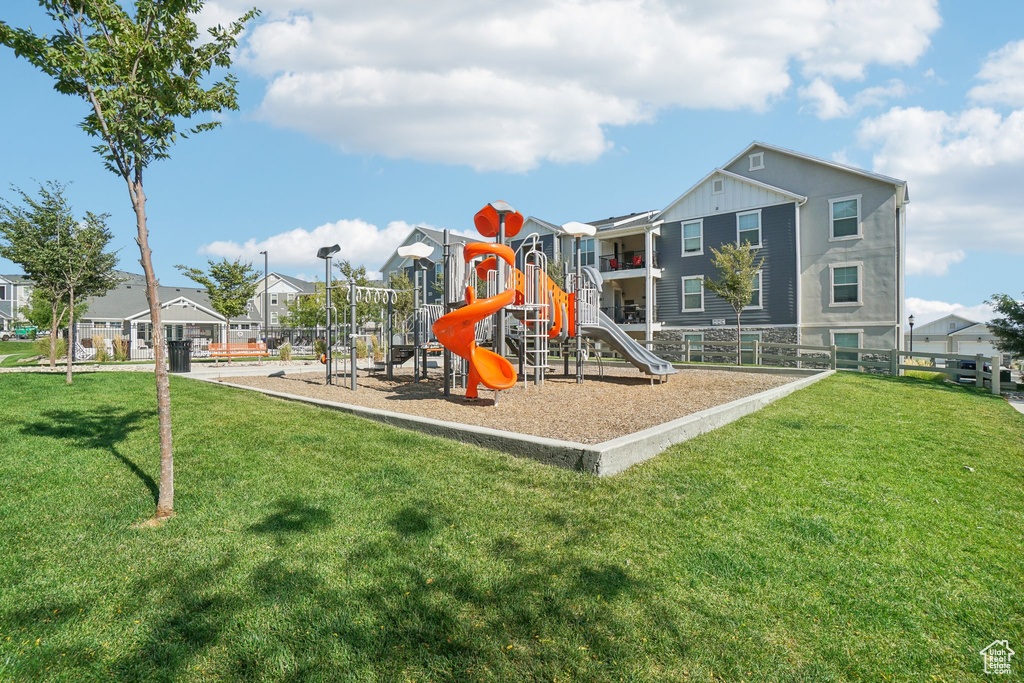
314 338 327 358
279 342 293 361
371 336 385 362
92 335 110 362
111 335 130 361
355 338 368 359
35 336 67 359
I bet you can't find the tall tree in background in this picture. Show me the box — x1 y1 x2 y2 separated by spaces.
704 242 764 366
176 258 259 338
54 211 120 384
0 1 259 520
987 292 1024 360
282 284 326 328
0 182 81 369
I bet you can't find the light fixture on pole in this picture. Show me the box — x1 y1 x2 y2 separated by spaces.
561 221 597 384
259 250 268 343
398 242 434 383
317 244 341 385
908 314 915 354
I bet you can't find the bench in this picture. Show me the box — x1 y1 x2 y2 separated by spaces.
209 342 269 358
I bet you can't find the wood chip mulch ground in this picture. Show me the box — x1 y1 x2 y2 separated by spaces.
219 365 804 444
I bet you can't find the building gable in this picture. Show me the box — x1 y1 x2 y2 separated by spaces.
656 169 805 224
914 314 977 336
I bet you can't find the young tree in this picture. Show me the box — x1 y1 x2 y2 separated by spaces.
175 258 260 339
987 292 1024 358
704 242 764 366
336 259 382 325
0 181 117 372
55 211 121 384
1 1 259 520
281 284 327 328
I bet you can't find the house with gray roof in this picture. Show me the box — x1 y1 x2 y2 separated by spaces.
79 271 264 349
251 272 318 328
382 142 909 356
0 274 34 334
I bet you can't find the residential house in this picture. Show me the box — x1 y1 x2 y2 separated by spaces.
79 271 264 348
0 274 34 332
379 226 472 304
906 314 1012 366
381 142 909 358
251 272 319 328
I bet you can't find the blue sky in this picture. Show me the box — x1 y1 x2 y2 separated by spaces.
1 0 1022 324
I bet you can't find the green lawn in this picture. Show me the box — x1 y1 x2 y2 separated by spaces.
0 372 1021 680
0 339 37 355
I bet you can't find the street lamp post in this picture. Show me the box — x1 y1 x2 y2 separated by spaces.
317 244 341 385
561 221 597 384
259 250 268 344
398 242 434 384
908 314 915 354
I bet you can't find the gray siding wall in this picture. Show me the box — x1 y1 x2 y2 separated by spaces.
657 202 798 327
725 146 900 334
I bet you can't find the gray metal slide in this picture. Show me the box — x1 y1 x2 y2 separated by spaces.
576 265 676 376
581 311 677 376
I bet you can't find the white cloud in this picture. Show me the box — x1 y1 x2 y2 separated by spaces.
200 218 429 273
205 0 940 171
858 104 1024 260
905 248 965 276
969 40 1024 107
799 78 907 120
798 79 851 119
906 297 994 326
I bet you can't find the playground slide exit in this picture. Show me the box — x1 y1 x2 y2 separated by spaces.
431 243 519 399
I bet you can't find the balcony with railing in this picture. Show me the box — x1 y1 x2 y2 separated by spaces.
600 305 657 325
598 251 658 274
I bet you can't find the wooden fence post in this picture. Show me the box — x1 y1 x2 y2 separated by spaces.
753 339 760 366
976 353 985 388
684 339 690 363
890 349 899 376
830 345 837 370
992 355 1001 395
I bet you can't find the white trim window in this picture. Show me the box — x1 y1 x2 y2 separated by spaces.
831 330 862 366
682 220 703 256
745 270 763 310
287 293 295 303
737 210 762 247
830 262 862 306
573 237 596 268
270 312 278 325
682 276 704 312
683 332 703 362
711 178 725 195
740 331 762 364
749 151 764 171
270 292 279 305
0 285 6 300
829 195 861 240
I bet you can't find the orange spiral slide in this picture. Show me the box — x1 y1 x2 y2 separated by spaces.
431 243 519 399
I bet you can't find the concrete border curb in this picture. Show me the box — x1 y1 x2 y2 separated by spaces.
195 369 834 475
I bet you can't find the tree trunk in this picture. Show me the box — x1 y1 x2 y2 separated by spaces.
736 309 743 366
49 303 58 369
131 180 174 519
65 284 74 384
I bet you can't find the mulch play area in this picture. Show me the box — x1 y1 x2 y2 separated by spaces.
220 366 804 444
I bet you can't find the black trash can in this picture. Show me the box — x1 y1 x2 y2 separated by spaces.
168 339 192 373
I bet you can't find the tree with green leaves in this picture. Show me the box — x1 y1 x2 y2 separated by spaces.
0 181 119 375
704 242 764 366
1 0 259 520
337 259 385 326
24 286 88 335
175 258 259 338
54 212 121 384
281 283 327 328
987 292 1024 360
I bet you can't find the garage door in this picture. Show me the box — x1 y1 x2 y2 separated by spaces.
911 340 948 365
957 341 999 358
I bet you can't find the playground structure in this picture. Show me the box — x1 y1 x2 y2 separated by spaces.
316 200 675 402
430 201 676 401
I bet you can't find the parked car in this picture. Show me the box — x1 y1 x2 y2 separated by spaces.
955 358 992 383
